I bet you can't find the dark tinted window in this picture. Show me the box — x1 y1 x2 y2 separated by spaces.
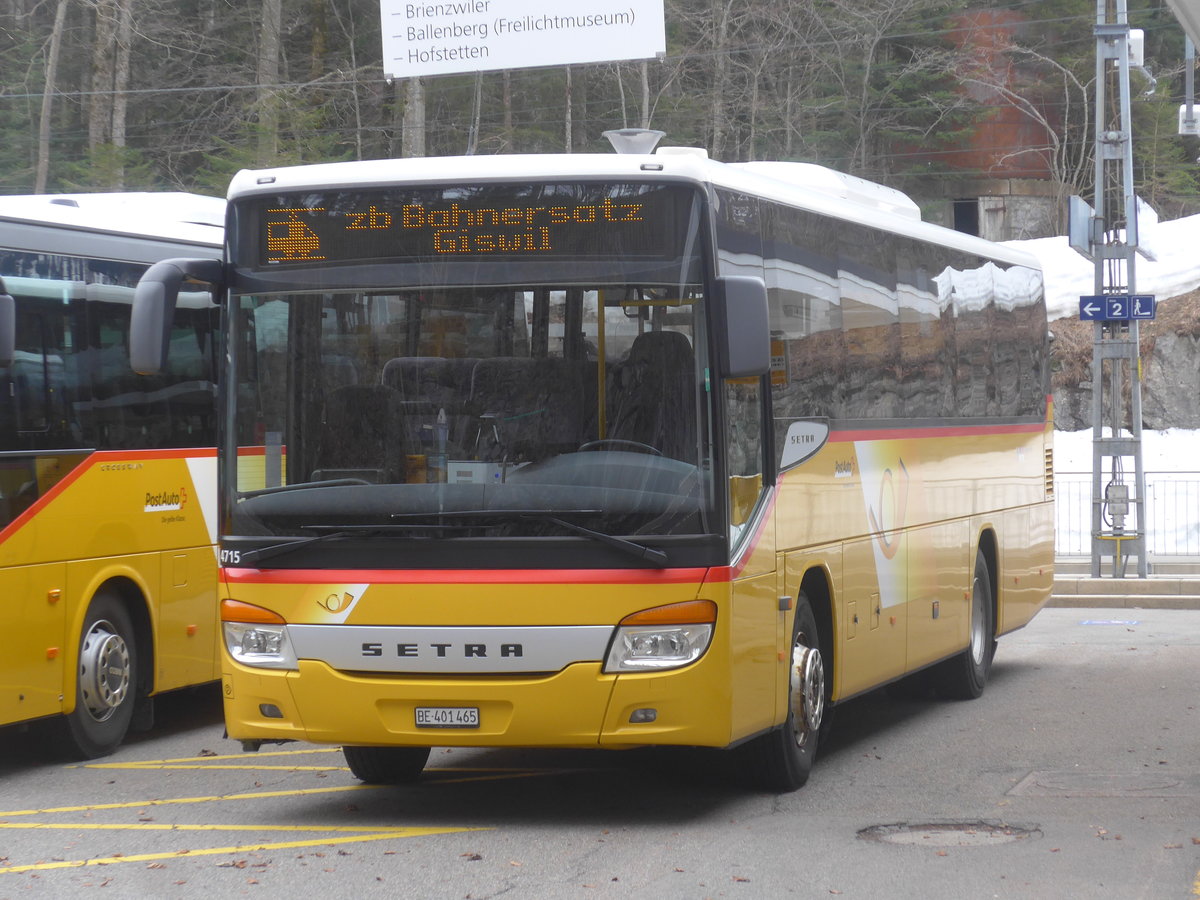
754 201 1046 469
0 251 218 452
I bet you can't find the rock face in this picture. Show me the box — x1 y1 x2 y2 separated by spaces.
1051 294 1200 431
1140 331 1200 429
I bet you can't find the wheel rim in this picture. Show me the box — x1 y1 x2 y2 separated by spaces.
789 634 825 749
79 619 131 722
969 573 987 666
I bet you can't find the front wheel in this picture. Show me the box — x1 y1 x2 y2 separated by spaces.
54 591 139 759
343 745 431 784
738 594 826 791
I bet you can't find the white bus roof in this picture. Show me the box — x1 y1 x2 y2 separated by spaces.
227 148 1039 269
0 192 224 247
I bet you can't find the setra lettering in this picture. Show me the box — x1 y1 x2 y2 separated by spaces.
358 642 526 659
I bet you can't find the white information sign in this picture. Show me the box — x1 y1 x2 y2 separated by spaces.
380 0 666 79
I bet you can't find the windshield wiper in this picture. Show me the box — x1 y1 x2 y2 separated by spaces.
390 509 669 567
239 478 371 499
522 513 669 568
235 524 404 566
390 508 604 520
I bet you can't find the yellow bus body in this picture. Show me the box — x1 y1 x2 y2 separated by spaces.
222 417 1052 750
0 449 219 728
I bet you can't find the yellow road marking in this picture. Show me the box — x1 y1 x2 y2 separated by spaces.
0 826 479 874
88 764 347 772
83 748 563 780
81 747 344 769
0 749 563 875
0 784 370 817
0 823 425 833
1 765 564 818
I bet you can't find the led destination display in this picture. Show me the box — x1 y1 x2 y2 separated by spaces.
255 183 690 266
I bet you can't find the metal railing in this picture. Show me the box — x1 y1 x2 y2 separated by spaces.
1055 472 1200 557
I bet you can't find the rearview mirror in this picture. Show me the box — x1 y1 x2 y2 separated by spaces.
716 275 769 379
131 257 223 374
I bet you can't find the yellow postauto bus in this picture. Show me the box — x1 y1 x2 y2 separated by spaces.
0 193 223 758
132 136 1053 790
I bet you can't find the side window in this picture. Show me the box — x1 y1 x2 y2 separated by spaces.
940 261 998 417
1013 266 1049 417
765 202 842 465
897 238 955 419
10 301 78 445
726 378 765 547
11 308 52 435
716 189 768 547
839 224 899 419
714 189 763 280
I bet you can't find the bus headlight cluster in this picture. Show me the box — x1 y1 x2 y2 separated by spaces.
221 600 298 670
603 600 717 673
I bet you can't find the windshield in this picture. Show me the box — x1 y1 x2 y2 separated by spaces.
225 182 718 564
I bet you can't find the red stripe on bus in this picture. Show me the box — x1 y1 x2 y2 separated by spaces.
222 566 720 586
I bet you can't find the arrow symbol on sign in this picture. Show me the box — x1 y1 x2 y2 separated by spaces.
1081 301 1099 316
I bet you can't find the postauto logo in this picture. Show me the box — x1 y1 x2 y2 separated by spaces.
144 486 188 513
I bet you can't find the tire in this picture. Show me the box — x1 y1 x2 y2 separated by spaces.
56 591 138 759
739 593 827 792
932 548 996 700
343 745 431 784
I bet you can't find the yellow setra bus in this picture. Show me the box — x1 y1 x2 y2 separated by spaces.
1 193 223 758
133 138 1053 790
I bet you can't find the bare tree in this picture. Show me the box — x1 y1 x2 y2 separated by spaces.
34 0 69 193
255 0 282 165
402 76 425 158
958 44 1093 229
87 0 117 151
565 66 573 152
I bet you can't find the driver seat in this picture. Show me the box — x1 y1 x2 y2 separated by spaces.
607 330 696 460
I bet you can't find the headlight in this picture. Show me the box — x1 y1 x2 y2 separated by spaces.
604 600 716 673
221 600 298 670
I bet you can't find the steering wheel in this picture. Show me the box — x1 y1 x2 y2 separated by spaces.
578 439 663 456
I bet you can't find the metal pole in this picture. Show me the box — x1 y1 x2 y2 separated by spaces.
1090 0 1148 577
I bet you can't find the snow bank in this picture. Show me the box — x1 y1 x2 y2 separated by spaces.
1006 213 1200 321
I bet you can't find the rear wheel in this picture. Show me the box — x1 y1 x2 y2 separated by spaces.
342 745 431 784
56 591 138 759
932 548 995 700
739 594 826 791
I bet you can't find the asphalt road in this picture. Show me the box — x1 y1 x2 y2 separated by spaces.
1 607 1197 899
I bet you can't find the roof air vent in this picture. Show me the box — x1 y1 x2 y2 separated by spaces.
603 128 666 155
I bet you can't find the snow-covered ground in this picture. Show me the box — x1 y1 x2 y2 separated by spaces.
1053 427 1199 473
1052 429 1200 556
1006 211 1200 321
1006 216 1200 556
